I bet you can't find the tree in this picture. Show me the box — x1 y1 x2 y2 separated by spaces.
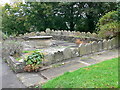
97 11 119 38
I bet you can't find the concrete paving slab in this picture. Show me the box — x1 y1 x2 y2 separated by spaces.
79 58 98 65
2 61 25 88
91 49 118 62
40 62 87 79
16 73 46 87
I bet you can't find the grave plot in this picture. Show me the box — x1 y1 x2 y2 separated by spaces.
4 30 119 73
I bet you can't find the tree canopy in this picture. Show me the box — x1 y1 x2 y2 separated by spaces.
2 2 118 36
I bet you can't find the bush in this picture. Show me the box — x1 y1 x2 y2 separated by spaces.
2 40 23 60
24 51 44 72
97 11 119 38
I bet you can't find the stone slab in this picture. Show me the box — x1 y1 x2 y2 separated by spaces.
16 73 46 87
40 61 87 79
80 58 98 65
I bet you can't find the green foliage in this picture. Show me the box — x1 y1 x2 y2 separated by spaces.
42 57 118 88
24 51 44 72
2 2 118 35
97 11 119 38
0 31 8 40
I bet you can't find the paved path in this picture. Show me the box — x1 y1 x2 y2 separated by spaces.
2 59 25 88
16 49 118 87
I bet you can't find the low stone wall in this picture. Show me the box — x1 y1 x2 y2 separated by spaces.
6 56 25 73
6 37 119 73
23 29 99 40
43 38 119 66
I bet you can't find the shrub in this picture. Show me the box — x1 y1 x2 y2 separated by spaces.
24 51 44 72
97 11 119 38
2 40 23 60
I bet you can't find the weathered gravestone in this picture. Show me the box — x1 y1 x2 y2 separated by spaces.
87 32 92 37
51 30 55 35
107 39 112 50
79 44 86 56
43 54 55 66
85 43 92 54
103 39 108 50
63 48 72 59
91 41 98 53
54 51 64 63
46 28 51 35
71 48 79 58
98 41 103 51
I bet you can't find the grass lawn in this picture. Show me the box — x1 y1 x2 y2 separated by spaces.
42 57 119 88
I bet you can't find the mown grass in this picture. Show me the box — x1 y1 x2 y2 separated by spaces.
42 57 119 88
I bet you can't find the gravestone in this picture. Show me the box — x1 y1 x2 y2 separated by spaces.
91 41 98 53
79 44 86 56
87 32 92 37
54 51 64 62
98 41 103 51
63 48 72 59
103 39 108 50
107 39 112 50
46 28 51 35
92 33 97 38
36 32 40 36
71 48 79 58
40 31 46 36
57 30 61 35
85 43 92 54
43 54 55 66
51 30 55 35
61 30 64 35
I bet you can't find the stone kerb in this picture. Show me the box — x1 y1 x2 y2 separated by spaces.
79 44 86 56
91 41 98 53
7 56 25 73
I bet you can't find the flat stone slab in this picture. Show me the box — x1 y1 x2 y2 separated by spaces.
90 49 118 62
16 73 46 87
79 58 98 65
40 61 87 79
28 36 53 39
